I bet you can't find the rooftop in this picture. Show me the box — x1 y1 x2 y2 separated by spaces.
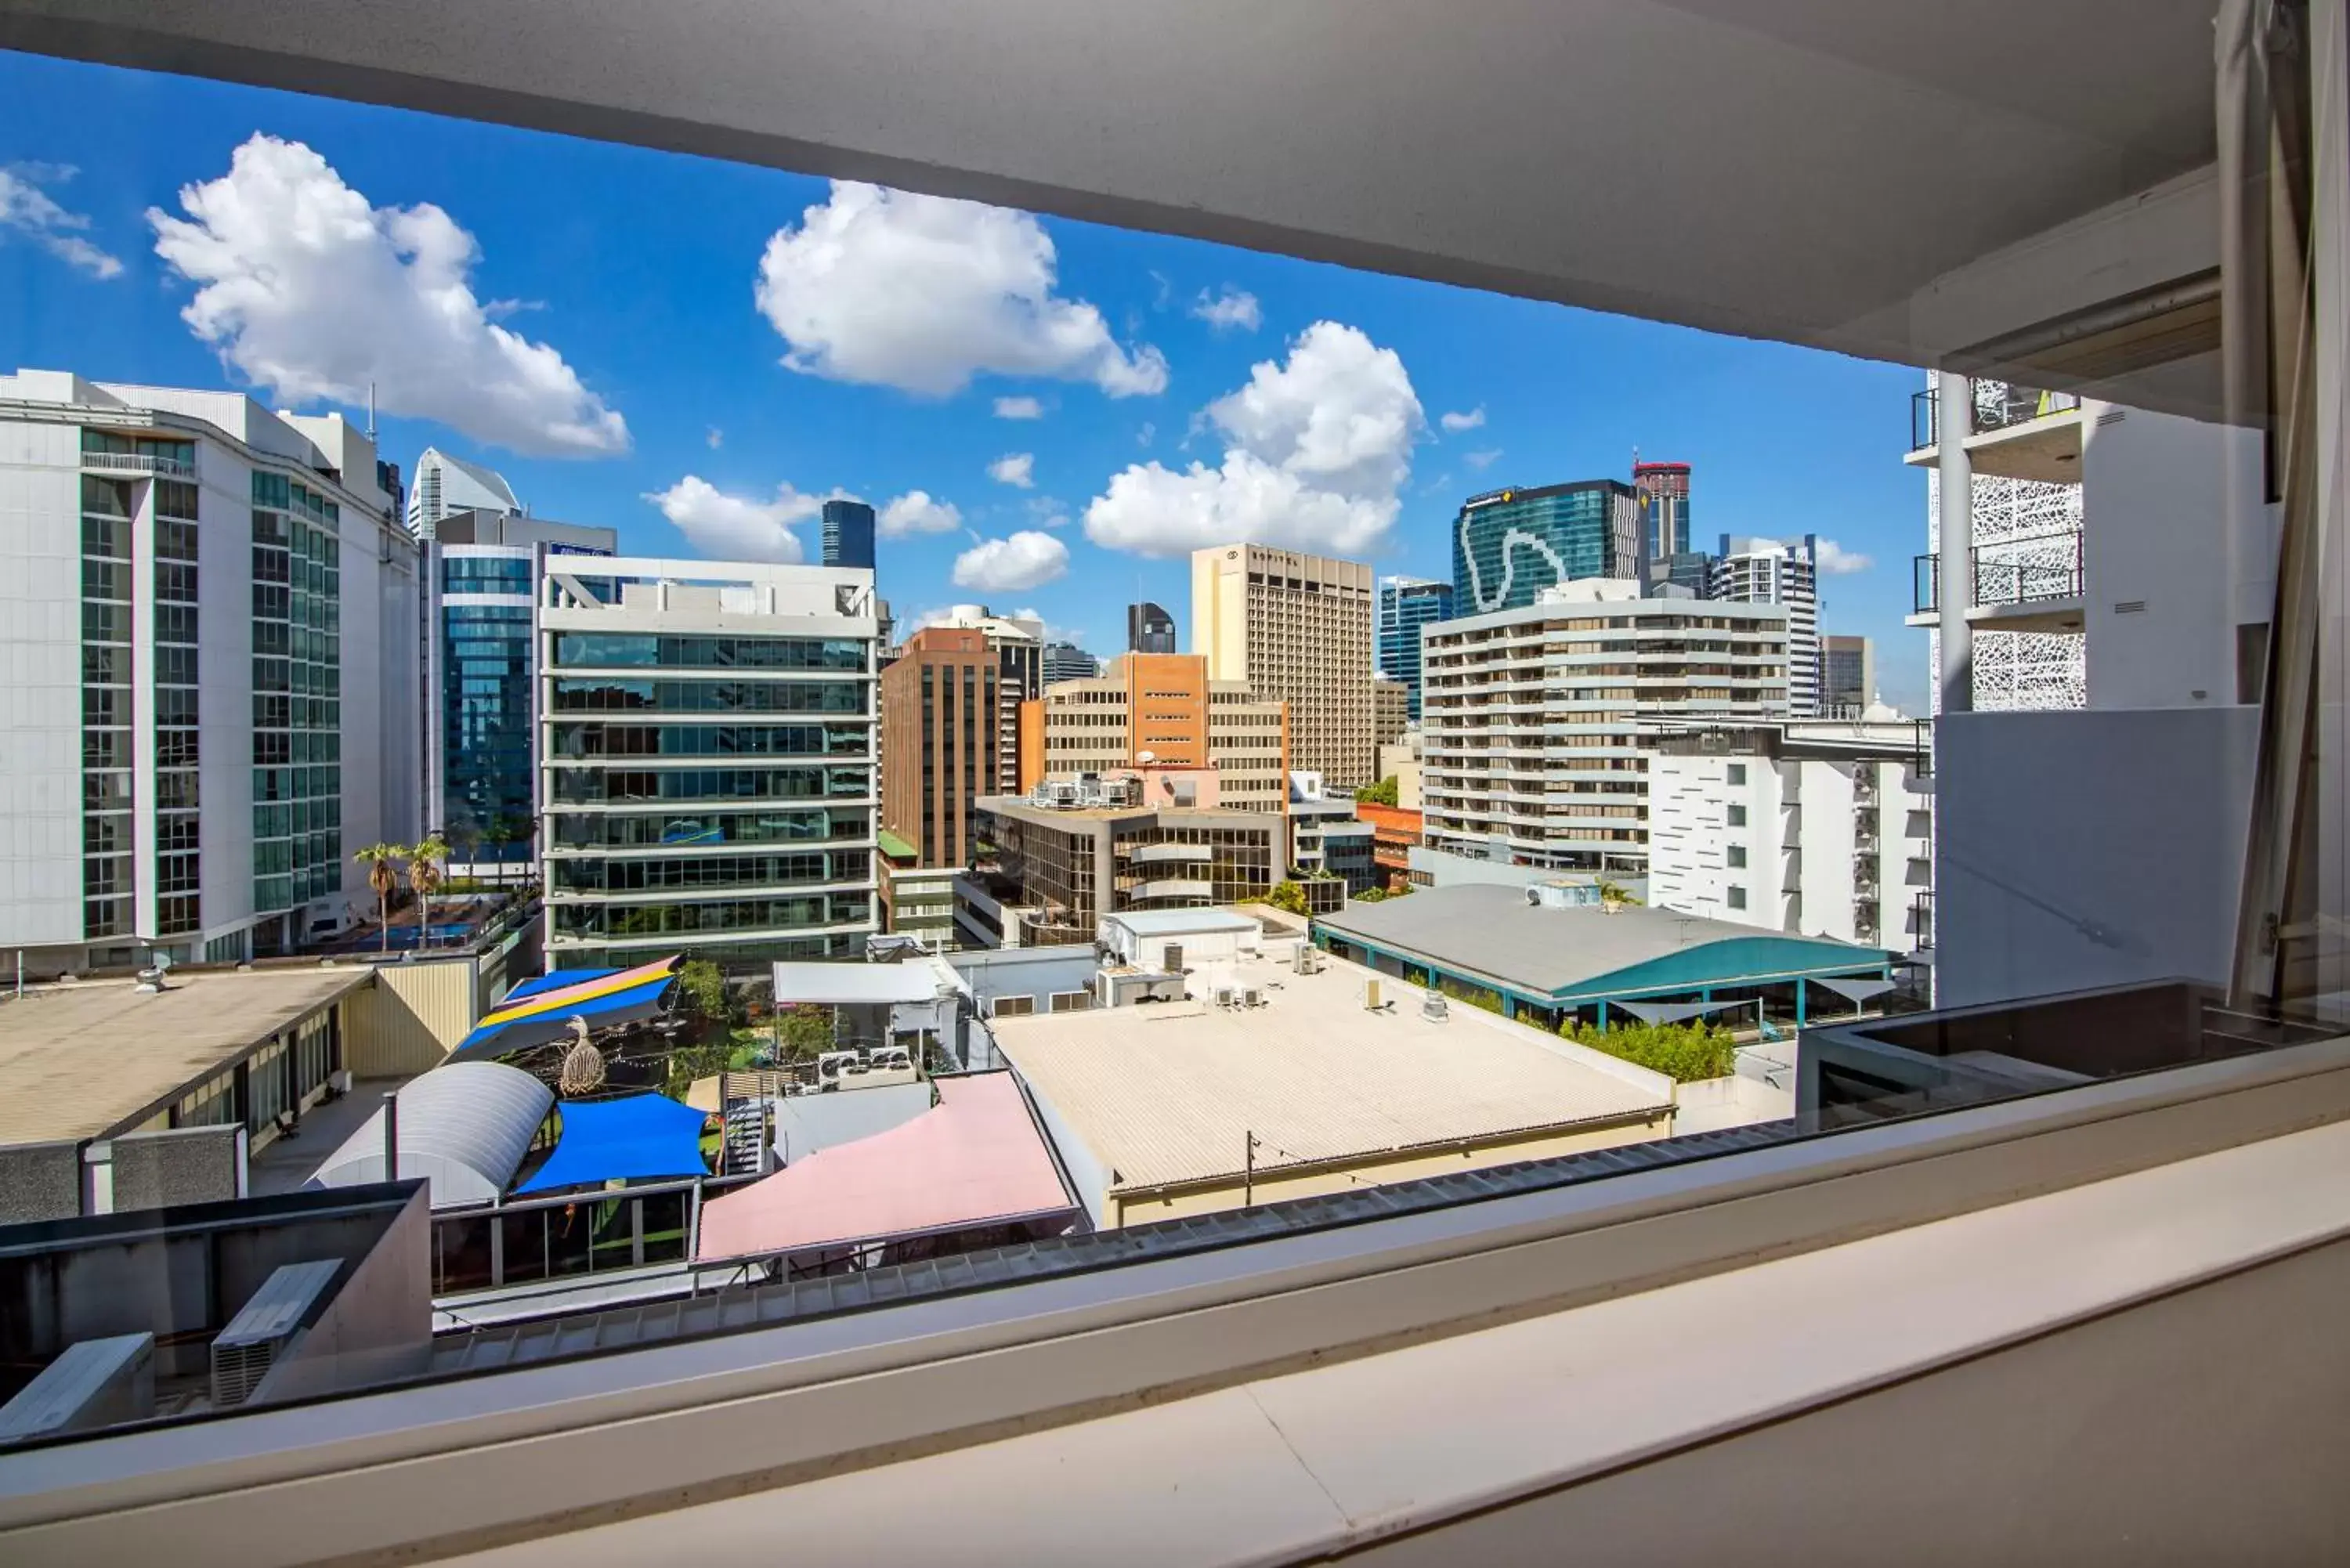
0 967 374 1145
770 957 963 1007
1103 909 1262 938
992 956 1673 1192
1314 886 1886 1003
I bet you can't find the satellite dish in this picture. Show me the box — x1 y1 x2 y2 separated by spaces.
1137 749 1156 764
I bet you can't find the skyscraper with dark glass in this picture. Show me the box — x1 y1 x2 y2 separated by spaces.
1376 576 1454 721
822 499 877 569
425 510 616 869
1127 600 1177 653
1451 480 1645 615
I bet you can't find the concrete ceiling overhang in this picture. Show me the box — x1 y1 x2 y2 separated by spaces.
0 0 2230 405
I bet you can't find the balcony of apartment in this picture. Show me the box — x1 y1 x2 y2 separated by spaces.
78 446 197 479
1906 380 2087 483
1125 877 1214 902
1119 841 1213 866
1909 533 2087 634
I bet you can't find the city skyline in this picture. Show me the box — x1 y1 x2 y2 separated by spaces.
2 52 1926 708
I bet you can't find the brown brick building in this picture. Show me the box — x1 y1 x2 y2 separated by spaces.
880 627 1000 868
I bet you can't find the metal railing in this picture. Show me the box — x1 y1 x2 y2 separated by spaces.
81 449 196 479
1910 381 2084 451
1913 532 2084 613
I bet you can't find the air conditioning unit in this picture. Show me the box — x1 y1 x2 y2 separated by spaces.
0 1333 154 1443
211 1259 342 1408
1242 987 1263 1009
327 1070 353 1097
1422 992 1451 1022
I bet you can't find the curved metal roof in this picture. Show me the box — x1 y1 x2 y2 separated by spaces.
306 1060 553 1208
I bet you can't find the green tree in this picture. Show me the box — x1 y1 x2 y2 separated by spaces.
1560 1017 1735 1082
1354 887 1388 903
774 1003 835 1062
352 842 407 954
679 958 732 1023
407 834 449 945
1267 880 1310 916
1354 776 1400 806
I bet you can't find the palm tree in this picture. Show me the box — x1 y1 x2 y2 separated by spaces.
353 843 407 953
407 835 450 947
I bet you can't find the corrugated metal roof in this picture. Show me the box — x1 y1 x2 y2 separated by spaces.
0 967 374 1144
306 1060 554 1207
1314 885 1881 997
995 967 1672 1192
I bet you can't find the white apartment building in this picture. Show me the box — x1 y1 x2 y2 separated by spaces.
1646 714 1934 953
1712 534 1820 716
537 558 880 971
0 370 422 972
1191 543 1375 786
1420 580 1788 876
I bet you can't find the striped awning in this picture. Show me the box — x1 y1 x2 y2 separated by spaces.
451 956 683 1059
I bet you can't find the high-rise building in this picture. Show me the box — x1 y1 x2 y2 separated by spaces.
1126 601 1177 653
0 370 423 970
1632 461 1692 558
821 499 877 570
1376 575 1454 721
1647 716 1933 953
879 626 1000 869
1820 634 1875 715
1018 652 1288 815
1419 580 1788 875
914 605 1043 793
1712 534 1817 716
538 558 880 970
1191 544 1374 785
1373 675 1409 749
1041 641 1098 685
1452 480 1646 616
404 446 521 537
423 510 617 870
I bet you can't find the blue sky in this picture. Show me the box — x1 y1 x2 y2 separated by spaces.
1 50 1932 711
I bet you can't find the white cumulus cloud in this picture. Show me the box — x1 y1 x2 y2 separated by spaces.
993 396 1043 420
1439 406 1486 432
953 529 1069 592
878 490 963 537
1815 538 1875 575
989 451 1036 489
1191 287 1262 332
1083 320 1423 558
1463 448 1502 470
149 135 627 458
754 180 1167 399
0 164 123 279
644 475 832 562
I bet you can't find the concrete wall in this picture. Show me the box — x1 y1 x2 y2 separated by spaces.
0 1140 84 1226
1109 1112 1675 1229
109 1125 244 1212
1936 706 2258 1008
2081 405 2274 711
1344 1234 2350 1568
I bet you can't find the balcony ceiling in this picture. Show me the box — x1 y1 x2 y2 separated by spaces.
0 1 2224 392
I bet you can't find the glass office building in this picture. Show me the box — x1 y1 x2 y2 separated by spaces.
425 511 617 868
1452 480 1645 615
822 499 877 569
1376 576 1455 721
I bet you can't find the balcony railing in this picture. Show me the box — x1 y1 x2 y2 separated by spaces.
1910 381 2084 451
1914 532 2084 613
81 448 197 479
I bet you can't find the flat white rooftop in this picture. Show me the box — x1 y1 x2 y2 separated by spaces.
992 956 1672 1192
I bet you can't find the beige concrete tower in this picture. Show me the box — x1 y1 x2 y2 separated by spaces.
1190 544 1374 786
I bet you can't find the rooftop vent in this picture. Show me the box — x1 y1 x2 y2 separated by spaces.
1422 992 1450 1022
211 1259 341 1408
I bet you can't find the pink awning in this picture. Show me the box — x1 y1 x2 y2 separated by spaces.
695 1074 1075 1263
